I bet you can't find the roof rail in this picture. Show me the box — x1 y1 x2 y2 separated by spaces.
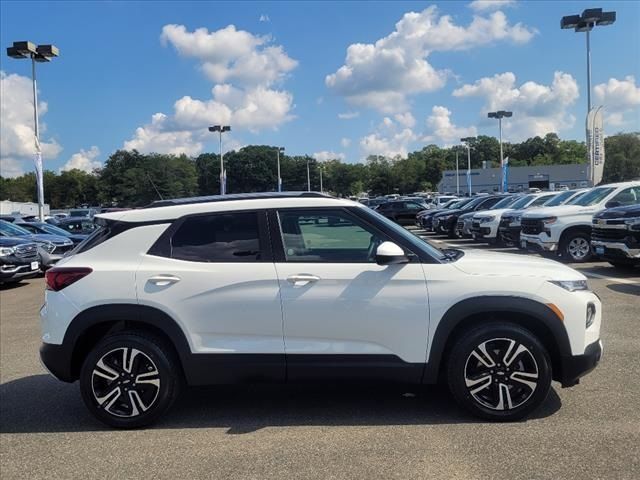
145 191 332 208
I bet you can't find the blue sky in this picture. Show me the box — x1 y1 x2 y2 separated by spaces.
1 0 639 176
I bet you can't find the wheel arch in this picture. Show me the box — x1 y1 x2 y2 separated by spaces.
559 224 592 245
423 296 570 384
63 304 192 382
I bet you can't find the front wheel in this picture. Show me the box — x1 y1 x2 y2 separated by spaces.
447 322 552 421
80 331 182 429
560 232 593 262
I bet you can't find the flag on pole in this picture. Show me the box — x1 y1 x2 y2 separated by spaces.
466 169 472 195
34 149 44 210
222 169 227 195
502 157 509 193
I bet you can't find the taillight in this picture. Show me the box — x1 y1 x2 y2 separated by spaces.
45 267 92 291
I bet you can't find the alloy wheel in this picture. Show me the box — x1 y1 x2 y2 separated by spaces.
568 237 591 261
91 347 161 418
464 338 539 411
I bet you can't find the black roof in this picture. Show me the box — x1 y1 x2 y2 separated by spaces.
146 191 332 208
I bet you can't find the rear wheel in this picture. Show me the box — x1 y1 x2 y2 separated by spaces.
560 231 593 262
80 331 181 429
447 322 552 421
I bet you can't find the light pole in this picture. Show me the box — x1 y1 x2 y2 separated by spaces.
561 8 616 112
7 41 59 221
455 149 460 196
275 147 284 192
319 164 324 193
208 125 231 194
487 111 512 193
306 158 311 192
461 137 476 196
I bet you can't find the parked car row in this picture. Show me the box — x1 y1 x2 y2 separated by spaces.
410 181 640 267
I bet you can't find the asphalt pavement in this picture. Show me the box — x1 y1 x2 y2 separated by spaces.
1 238 638 479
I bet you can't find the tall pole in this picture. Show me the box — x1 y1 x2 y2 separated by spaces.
276 148 282 192
455 150 459 196
219 130 224 195
306 159 311 192
498 117 504 193
586 27 592 112
467 144 472 195
31 55 44 221
319 165 323 193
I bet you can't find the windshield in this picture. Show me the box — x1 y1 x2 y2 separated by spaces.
492 196 517 209
38 223 73 237
70 209 91 217
530 194 557 207
359 207 447 261
509 195 535 209
461 197 484 211
543 190 577 206
569 187 615 206
0 220 31 236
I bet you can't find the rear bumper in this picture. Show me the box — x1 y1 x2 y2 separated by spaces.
559 339 602 388
40 342 75 382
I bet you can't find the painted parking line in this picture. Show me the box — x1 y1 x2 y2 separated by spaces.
578 271 640 286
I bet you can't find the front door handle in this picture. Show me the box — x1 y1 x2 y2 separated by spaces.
286 274 320 286
148 275 181 286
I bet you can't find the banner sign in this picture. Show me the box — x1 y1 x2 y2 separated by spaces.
502 157 509 192
586 106 605 186
34 147 44 212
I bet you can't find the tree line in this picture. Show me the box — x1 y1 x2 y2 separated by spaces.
1 132 638 209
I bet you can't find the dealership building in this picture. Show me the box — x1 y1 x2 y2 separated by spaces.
438 163 590 194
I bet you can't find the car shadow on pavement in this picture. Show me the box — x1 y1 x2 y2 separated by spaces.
607 283 640 296
0 281 31 291
0 374 562 434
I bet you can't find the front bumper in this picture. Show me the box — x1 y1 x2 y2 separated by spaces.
0 260 40 282
521 234 559 252
498 224 522 244
559 339 603 388
591 240 640 259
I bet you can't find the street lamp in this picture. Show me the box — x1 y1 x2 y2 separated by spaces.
6 41 59 221
275 147 284 192
487 111 512 192
460 137 476 196
306 158 311 192
319 163 324 193
561 8 616 112
208 125 231 194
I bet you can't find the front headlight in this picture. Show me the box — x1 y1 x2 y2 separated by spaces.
513 215 522 223
624 217 640 230
38 242 56 253
542 216 557 225
549 280 589 292
0 247 15 257
480 216 495 223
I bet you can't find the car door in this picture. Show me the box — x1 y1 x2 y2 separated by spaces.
399 202 424 224
271 207 430 383
136 210 285 382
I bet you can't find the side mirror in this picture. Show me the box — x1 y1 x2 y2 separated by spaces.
605 201 621 209
376 241 409 265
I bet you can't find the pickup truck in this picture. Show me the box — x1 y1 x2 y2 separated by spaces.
520 181 640 262
591 204 640 269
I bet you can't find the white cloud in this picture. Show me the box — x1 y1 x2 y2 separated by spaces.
61 146 101 173
340 137 352 148
594 75 640 127
313 151 346 162
338 111 360 120
469 0 516 12
360 116 417 159
394 112 416 128
424 106 477 145
453 71 579 140
124 24 298 155
0 71 63 178
259 14 270 22
326 5 535 113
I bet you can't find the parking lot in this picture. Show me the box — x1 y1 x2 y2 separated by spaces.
1 236 639 480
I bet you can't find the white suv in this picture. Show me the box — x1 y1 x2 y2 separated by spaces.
40 192 602 428
521 182 640 262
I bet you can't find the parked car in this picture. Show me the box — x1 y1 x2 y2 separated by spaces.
431 195 459 209
591 204 640 269
498 192 559 246
0 237 40 284
457 195 517 239
15 221 88 245
0 220 75 269
40 191 602 428
417 198 471 231
433 195 505 238
51 217 98 235
520 181 640 262
376 199 429 224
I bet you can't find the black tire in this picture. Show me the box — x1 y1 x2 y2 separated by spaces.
560 231 593 262
447 322 552 422
80 331 182 429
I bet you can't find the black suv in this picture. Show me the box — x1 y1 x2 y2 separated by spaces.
433 196 504 238
0 237 40 284
591 204 640 269
376 200 428 225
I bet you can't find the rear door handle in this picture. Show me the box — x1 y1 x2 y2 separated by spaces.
286 274 320 286
148 275 181 286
